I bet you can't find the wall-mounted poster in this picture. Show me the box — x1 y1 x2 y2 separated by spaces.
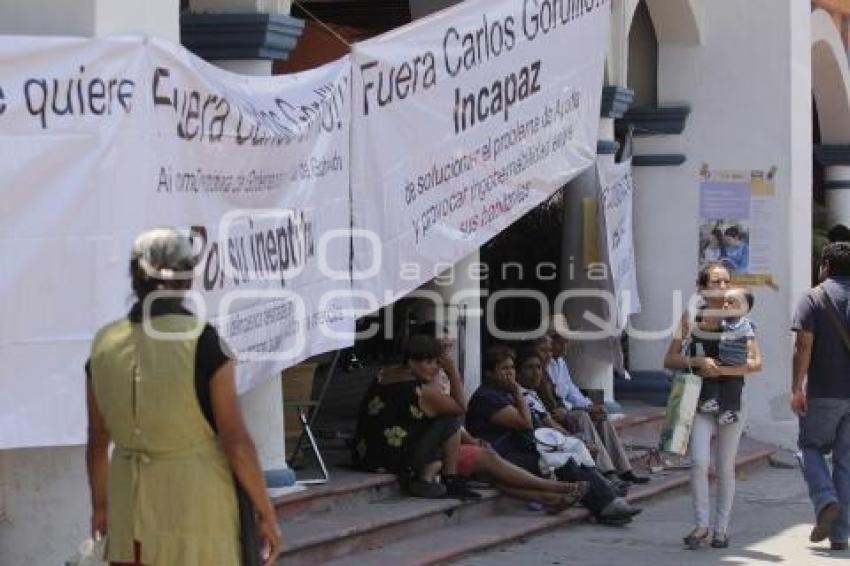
698 166 777 288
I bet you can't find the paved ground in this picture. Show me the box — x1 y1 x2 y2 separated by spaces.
457 464 848 565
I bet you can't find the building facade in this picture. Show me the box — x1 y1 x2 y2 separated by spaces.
0 0 845 563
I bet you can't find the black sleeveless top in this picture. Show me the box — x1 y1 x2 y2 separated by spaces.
689 311 721 359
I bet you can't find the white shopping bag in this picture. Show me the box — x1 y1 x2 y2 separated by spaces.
658 371 703 455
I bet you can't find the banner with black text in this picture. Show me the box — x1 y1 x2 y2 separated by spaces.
0 37 353 448
350 0 609 306
598 157 640 326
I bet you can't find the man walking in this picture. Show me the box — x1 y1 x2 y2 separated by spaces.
792 242 850 551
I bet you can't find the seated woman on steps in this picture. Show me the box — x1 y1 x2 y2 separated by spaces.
351 334 479 499
408 322 590 512
466 345 642 525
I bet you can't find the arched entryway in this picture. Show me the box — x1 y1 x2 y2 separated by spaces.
812 7 850 279
812 9 850 144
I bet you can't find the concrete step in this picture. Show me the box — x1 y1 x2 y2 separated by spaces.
321 436 776 566
278 488 503 565
611 406 666 441
273 467 398 521
276 404 763 566
277 406 665 519
615 370 674 407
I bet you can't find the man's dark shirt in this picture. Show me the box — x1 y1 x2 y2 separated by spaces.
792 276 850 399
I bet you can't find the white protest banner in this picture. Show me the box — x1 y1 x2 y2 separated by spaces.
598 157 640 326
351 0 609 306
0 36 353 448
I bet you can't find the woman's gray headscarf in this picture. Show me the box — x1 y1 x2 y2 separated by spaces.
131 228 196 280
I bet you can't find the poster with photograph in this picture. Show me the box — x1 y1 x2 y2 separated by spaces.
697 167 777 287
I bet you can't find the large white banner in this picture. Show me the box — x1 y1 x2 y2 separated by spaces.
351 0 610 306
598 157 640 326
0 37 353 448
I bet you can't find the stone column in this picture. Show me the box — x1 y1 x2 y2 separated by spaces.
0 0 179 39
557 86 634 409
815 145 850 228
621 104 690 373
184 0 303 470
560 164 618 404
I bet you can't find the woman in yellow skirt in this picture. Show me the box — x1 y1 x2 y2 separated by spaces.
85 228 281 565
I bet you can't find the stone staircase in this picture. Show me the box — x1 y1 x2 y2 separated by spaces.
273 404 776 565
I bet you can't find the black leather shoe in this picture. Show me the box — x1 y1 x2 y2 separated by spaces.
407 478 446 498
599 498 641 520
443 475 482 501
619 471 650 484
607 478 630 497
811 502 840 542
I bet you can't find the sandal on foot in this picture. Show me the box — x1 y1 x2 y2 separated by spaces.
564 480 590 501
683 527 710 549
711 532 729 548
546 481 590 514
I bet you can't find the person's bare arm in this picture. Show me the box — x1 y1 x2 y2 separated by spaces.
541 413 569 435
86 381 110 538
791 330 813 416
716 337 763 376
419 381 465 417
460 428 476 444
663 314 718 376
490 404 533 430
439 354 467 412
211 361 281 565
551 407 580 433
489 381 534 430
664 315 695 369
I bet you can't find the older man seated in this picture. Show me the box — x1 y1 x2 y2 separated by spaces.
532 329 649 486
